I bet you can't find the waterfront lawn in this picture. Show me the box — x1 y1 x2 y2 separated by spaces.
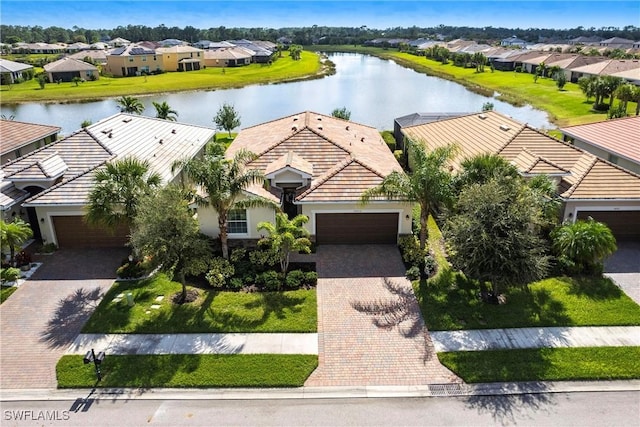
1 51 322 103
57 354 318 388
81 274 317 334
438 347 640 382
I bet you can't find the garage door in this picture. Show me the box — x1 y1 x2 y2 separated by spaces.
576 211 640 241
52 216 128 248
316 213 398 245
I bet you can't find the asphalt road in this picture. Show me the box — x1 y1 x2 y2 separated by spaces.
1 391 639 426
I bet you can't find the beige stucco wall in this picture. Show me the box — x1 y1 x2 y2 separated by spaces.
562 199 640 222
105 54 163 76
198 205 276 240
161 51 202 72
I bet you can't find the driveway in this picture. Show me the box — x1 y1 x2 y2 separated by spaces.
604 241 640 305
305 245 460 387
0 248 127 390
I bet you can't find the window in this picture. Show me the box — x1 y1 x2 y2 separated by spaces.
227 209 248 234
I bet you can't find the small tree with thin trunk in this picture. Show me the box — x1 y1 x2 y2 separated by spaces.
0 219 33 267
213 103 241 137
331 107 351 120
257 213 311 276
116 96 145 115
153 101 178 121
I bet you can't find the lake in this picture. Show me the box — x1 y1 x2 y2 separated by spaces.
1 52 553 135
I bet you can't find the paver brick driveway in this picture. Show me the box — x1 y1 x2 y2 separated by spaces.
305 245 460 387
0 248 127 390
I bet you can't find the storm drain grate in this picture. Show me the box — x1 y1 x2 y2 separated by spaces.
427 383 467 396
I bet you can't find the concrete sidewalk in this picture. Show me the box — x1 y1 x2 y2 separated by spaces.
67 333 318 355
431 326 640 352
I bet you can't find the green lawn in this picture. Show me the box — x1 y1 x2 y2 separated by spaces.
310 46 638 127
57 354 317 388
1 51 323 103
0 286 17 304
82 274 317 333
438 347 640 383
416 272 640 331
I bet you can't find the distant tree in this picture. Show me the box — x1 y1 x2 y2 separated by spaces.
331 107 351 120
289 44 303 60
80 119 92 128
152 101 178 121
116 96 145 114
551 218 617 276
72 76 82 86
257 212 312 276
481 102 494 112
37 75 46 89
213 102 241 137
614 83 636 112
130 185 214 304
556 71 567 90
0 219 33 267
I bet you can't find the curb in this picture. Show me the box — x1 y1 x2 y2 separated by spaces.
2 380 639 402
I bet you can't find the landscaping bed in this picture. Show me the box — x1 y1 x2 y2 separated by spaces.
57 354 317 388
438 347 640 383
82 273 317 334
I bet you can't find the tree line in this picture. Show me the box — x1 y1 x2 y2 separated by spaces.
2 23 639 46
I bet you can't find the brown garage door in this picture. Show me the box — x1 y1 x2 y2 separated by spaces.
316 213 398 244
52 216 128 248
576 211 640 241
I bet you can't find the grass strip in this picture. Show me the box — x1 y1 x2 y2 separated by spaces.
82 274 317 334
0 286 17 304
438 347 640 383
57 354 317 388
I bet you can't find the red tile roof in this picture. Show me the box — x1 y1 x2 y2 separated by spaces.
0 119 60 155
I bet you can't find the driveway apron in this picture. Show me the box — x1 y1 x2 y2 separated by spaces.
0 248 127 389
305 245 460 387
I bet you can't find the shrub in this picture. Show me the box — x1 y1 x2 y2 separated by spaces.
256 270 282 291
423 254 437 278
398 235 426 268
1 267 21 283
14 251 31 267
229 277 244 290
285 269 305 289
230 247 247 264
394 150 405 168
249 248 278 271
116 261 147 279
305 271 318 286
406 266 421 281
205 257 235 288
381 130 396 152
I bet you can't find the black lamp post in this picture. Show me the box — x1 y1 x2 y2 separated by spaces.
83 348 105 382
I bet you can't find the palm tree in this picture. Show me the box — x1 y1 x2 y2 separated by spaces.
454 153 519 192
361 141 456 249
0 219 33 267
116 96 145 114
257 212 312 275
551 218 617 275
614 83 636 112
85 157 162 232
152 101 178 121
173 147 277 259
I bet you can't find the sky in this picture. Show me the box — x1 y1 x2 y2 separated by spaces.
1 0 638 30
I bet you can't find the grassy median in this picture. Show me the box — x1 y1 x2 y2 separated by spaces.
57 354 318 388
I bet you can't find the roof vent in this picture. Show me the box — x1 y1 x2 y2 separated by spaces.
318 125 323 130
171 129 176 134
360 137 365 142
292 125 298 132
108 132 113 138
122 117 132 123
499 124 510 131
346 125 350 131
293 116 299 121
101 128 112 134
159 139 163 144
317 116 322 121
478 114 487 120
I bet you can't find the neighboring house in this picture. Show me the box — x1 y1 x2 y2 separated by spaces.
561 116 640 175
543 54 609 82
0 59 33 85
43 57 99 82
226 40 274 63
159 39 187 47
109 37 131 47
156 45 203 72
203 47 252 67
492 50 550 71
66 42 90 52
609 67 640 85
569 36 603 45
501 36 527 47
12 42 65 54
66 49 108 66
599 37 636 49
0 114 216 247
0 119 60 164
401 111 640 241
105 44 161 76
393 112 469 151
570 59 640 81
198 112 413 245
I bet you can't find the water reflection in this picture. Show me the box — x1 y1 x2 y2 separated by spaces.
1 52 552 135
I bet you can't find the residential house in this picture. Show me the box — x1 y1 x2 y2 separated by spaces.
156 45 203 72
66 49 108 66
108 37 131 47
159 39 187 47
609 68 640 85
66 42 90 52
599 37 637 49
401 111 640 241
561 116 640 175
501 36 527 47
227 40 274 63
105 44 161 77
491 50 549 71
570 59 640 81
543 54 609 82
199 112 413 245
0 59 33 85
43 57 99 82
203 47 252 67
568 36 603 45
12 42 65 54
0 119 60 164
0 114 216 247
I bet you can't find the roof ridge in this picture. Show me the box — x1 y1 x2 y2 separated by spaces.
562 155 598 199
297 157 354 200
520 147 570 173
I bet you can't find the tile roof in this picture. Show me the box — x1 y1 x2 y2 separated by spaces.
203 47 252 61
3 114 215 208
265 151 313 178
561 116 640 165
570 59 640 76
227 112 402 203
0 182 28 211
43 57 98 72
401 111 640 201
0 58 33 73
0 119 61 155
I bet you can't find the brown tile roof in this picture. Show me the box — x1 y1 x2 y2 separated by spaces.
0 119 60 155
264 151 313 177
228 111 402 203
561 116 640 165
570 59 640 76
402 111 640 201
0 182 28 211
